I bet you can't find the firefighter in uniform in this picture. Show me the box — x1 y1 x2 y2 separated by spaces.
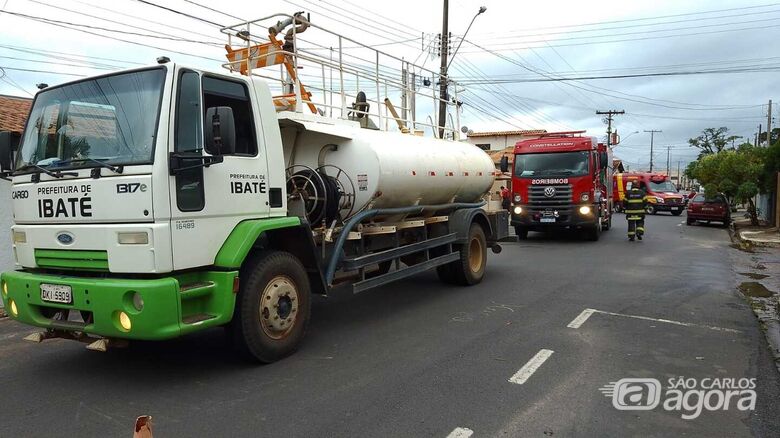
624 182 648 241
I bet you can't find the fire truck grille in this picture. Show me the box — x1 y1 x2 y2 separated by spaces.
528 184 573 209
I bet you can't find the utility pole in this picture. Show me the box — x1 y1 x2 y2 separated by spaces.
676 160 681 185
767 99 773 146
596 110 625 147
666 146 671 175
644 129 662 172
437 0 449 139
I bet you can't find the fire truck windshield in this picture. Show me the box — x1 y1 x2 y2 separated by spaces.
15 67 166 174
649 180 678 193
514 151 589 178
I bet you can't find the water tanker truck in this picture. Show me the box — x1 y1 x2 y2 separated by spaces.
0 14 509 362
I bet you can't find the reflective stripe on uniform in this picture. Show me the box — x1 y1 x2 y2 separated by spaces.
627 216 643 220
627 231 635 236
625 209 645 214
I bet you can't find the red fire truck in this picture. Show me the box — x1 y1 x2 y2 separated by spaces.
613 172 684 215
509 131 613 241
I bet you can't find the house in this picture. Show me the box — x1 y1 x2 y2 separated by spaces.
466 129 547 151
0 94 32 272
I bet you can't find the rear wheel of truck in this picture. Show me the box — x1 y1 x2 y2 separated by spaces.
440 223 487 286
514 226 528 240
231 251 311 363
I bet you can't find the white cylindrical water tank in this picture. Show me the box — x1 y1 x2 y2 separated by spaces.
289 123 495 216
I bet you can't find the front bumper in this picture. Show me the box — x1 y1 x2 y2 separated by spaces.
651 203 684 212
510 204 598 229
0 269 237 340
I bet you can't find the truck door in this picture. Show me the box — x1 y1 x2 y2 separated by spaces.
168 69 271 270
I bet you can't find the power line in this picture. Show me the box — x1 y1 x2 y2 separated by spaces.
472 2 780 35
130 0 224 27
28 0 223 45
0 66 87 76
0 10 221 46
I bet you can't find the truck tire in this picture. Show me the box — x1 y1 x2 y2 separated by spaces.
514 226 528 240
602 215 611 231
586 225 600 241
231 251 311 363
645 205 656 215
445 223 487 286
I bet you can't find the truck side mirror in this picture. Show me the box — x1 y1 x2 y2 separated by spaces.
0 131 13 172
205 106 236 155
499 156 509 173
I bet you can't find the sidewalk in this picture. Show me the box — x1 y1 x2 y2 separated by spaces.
729 216 780 372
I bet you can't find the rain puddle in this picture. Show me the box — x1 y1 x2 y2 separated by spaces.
739 281 775 298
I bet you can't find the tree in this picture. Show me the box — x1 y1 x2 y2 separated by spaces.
758 127 780 146
687 143 765 225
688 127 740 158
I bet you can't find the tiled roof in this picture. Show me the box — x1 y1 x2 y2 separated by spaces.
0 94 32 134
468 129 547 138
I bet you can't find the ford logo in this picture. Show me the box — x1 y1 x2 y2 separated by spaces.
544 186 556 198
56 233 74 245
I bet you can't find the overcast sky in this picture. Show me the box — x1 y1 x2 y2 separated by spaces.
0 0 777 171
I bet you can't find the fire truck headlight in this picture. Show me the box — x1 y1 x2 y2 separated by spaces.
513 194 521 203
580 193 590 202
655 196 665 203
513 206 523 215
578 206 592 215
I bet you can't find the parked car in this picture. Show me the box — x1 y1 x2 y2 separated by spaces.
686 193 730 227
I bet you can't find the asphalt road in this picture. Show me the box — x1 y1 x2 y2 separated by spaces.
1 212 778 437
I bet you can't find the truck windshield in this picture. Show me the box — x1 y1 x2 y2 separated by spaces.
649 180 677 192
514 151 589 177
15 68 166 173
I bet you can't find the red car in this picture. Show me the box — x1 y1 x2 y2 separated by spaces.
686 193 730 227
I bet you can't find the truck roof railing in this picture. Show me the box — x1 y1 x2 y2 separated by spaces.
219 12 463 140
536 130 587 138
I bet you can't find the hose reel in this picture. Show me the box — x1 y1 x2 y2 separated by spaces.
285 164 354 226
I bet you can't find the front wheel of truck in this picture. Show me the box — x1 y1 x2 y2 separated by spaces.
231 251 311 363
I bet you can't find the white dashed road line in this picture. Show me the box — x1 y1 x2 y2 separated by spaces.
508 349 554 385
566 308 741 333
446 427 474 438
567 308 595 328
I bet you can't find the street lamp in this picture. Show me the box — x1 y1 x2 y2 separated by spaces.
447 6 486 69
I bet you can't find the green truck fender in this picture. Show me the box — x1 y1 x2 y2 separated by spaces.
214 217 328 295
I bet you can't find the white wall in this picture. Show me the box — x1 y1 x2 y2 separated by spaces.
0 180 13 272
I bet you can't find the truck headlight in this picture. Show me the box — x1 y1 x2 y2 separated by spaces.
656 197 664 204
12 231 26 244
513 206 523 215
513 194 521 203
580 193 590 202
578 206 591 215
118 232 149 245
118 311 132 331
